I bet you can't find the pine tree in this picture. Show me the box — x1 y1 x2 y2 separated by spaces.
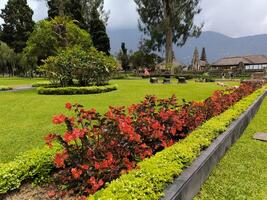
88 9 110 55
118 42 130 71
0 0 35 53
134 0 202 71
200 47 207 62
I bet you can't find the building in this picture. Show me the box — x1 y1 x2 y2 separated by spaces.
191 47 208 71
156 59 184 73
212 55 267 72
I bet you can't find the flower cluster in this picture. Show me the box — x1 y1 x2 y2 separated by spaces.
45 80 263 198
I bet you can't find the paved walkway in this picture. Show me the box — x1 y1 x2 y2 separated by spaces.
0 85 34 92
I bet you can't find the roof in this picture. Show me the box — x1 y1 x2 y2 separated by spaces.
212 55 267 66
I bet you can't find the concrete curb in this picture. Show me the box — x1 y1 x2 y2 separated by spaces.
162 90 267 200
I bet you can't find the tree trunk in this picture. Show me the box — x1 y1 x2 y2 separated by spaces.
164 0 173 73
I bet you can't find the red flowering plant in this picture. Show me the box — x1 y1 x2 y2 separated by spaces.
45 80 263 198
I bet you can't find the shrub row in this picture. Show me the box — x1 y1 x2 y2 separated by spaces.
32 81 54 88
0 86 12 91
0 146 61 194
37 84 118 95
45 81 263 198
89 87 266 200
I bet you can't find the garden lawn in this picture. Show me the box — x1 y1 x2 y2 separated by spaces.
0 79 236 163
195 97 267 200
0 77 45 87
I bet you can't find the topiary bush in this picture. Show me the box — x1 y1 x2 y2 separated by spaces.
37 84 118 95
39 46 117 87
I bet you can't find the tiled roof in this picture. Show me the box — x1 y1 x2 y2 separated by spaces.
212 55 267 66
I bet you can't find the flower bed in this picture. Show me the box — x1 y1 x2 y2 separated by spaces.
37 84 118 95
0 86 12 91
0 81 264 199
44 81 263 198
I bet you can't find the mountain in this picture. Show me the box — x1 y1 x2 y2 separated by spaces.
107 28 267 65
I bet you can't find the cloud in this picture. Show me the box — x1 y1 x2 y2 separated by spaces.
1 0 267 37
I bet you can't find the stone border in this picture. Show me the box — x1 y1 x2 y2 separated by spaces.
162 90 267 200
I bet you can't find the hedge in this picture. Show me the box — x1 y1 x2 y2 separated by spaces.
88 87 266 200
0 86 12 91
32 81 54 88
0 146 61 194
37 84 118 95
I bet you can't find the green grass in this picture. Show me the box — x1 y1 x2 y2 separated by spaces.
0 79 235 163
0 77 45 87
195 97 267 200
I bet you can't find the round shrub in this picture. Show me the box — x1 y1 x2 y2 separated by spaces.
40 46 117 87
37 84 118 95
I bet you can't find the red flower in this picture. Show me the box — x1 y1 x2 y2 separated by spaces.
52 114 66 124
44 134 57 148
54 151 68 168
63 132 73 143
71 168 83 179
94 162 100 170
65 102 72 110
81 164 89 170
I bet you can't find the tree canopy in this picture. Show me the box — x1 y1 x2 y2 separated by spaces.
134 0 202 70
0 0 35 53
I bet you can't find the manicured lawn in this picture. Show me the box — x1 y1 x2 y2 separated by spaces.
0 79 235 163
0 77 45 87
195 98 267 200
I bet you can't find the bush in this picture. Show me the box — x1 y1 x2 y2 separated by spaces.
37 84 118 95
32 81 55 88
45 81 263 198
40 46 117 87
89 88 265 200
0 86 12 91
0 146 61 194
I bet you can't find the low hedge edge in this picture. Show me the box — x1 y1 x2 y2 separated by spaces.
88 88 266 200
0 146 61 194
37 84 118 95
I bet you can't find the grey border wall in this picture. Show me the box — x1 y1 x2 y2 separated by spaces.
163 90 267 200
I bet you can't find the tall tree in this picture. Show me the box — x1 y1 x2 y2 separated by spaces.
200 47 207 62
134 0 202 72
0 0 35 53
46 0 110 54
87 6 110 55
118 42 130 71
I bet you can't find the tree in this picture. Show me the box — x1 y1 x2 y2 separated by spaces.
200 47 207 62
0 0 35 53
22 17 92 72
88 8 110 55
117 42 130 71
0 41 17 76
134 0 202 72
46 0 110 54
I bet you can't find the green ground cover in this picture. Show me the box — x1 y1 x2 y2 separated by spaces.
0 78 237 163
195 97 267 200
0 77 46 87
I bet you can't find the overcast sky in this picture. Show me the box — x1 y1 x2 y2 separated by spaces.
1 0 267 37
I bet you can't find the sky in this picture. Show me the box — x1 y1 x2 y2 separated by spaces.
1 0 267 38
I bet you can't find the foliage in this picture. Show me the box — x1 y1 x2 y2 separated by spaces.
37 84 118 95
0 146 60 194
117 42 130 71
130 50 162 70
22 17 92 70
134 0 202 67
46 81 263 197
40 46 116 87
0 0 34 53
88 8 110 55
0 41 17 75
90 87 265 200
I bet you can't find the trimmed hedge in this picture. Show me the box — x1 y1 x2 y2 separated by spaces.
88 88 266 200
0 146 61 194
37 84 118 95
0 86 12 91
32 81 54 88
